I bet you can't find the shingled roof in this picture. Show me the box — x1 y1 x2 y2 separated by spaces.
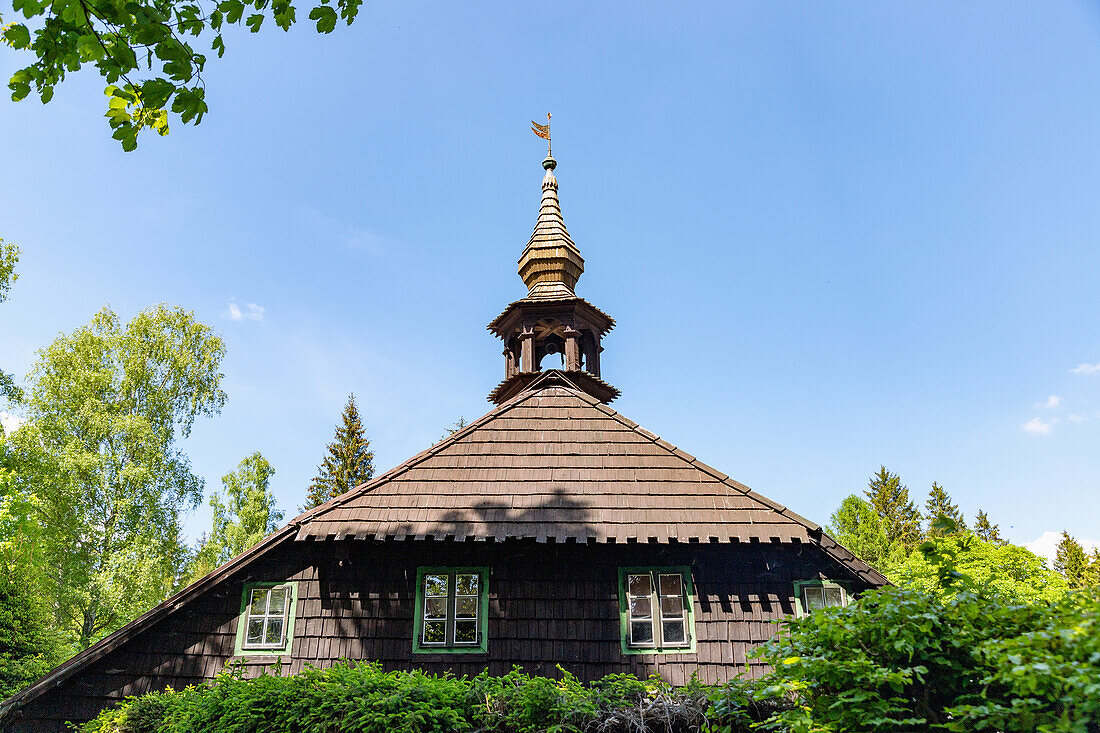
294 373 887 585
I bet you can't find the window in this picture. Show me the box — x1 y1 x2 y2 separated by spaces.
794 580 848 615
234 582 297 656
413 567 488 654
618 567 696 654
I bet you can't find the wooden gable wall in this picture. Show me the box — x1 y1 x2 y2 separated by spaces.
7 539 873 731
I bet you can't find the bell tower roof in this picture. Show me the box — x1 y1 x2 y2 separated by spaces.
517 156 586 299
487 143 619 405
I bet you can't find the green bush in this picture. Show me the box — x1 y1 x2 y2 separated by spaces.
78 663 767 733
945 588 1100 732
746 587 1100 733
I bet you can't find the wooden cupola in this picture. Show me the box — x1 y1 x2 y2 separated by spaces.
488 155 619 404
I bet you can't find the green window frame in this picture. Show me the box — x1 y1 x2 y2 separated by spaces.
412 566 489 654
793 580 849 617
234 581 298 656
617 566 697 655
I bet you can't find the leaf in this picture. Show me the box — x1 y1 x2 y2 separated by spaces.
245 13 264 32
308 5 337 32
2 23 31 49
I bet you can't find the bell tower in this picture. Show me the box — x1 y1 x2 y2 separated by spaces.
488 152 619 404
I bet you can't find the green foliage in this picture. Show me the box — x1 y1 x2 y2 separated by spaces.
751 587 1051 732
303 394 373 510
0 238 22 402
864 466 922 552
1054 531 1090 589
438 416 468 443
187 451 282 581
0 545 62 699
945 588 1100 732
924 481 966 537
78 663 762 733
3 304 226 649
886 531 1069 604
828 494 898 570
973 508 1004 545
3 0 363 149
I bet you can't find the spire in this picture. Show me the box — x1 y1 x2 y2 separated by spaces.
517 155 585 299
486 128 618 405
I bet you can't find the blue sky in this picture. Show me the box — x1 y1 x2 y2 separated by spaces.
2 1 1099 553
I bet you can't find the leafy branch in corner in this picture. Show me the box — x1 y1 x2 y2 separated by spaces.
1 0 361 150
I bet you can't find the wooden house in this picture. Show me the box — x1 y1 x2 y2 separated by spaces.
1 154 887 731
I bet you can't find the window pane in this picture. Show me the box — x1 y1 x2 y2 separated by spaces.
423 620 446 644
824 587 845 608
630 621 654 645
660 596 683 618
424 574 448 597
425 597 448 620
249 589 268 616
662 620 686 644
265 618 284 645
629 597 652 619
454 620 477 644
267 587 287 615
455 597 478 618
246 618 264 645
658 574 682 597
628 574 652 597
804 587 824 610
455 574 479 596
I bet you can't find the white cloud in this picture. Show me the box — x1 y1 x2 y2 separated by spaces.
1070 362 1100 375
1068 413 1089 424
0 411 24 434
1037 395 1062 409
1023 416 1057 435
226 301 265 322
1024 530 1100 568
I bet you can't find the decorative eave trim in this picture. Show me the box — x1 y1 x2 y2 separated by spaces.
487 295 615 337
487 368 620 404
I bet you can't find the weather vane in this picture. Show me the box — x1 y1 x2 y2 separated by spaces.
531 113 551 156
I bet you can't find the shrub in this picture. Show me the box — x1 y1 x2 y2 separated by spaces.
77 664 773 733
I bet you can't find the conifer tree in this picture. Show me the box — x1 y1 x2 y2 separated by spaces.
864 466 923 552
924 482 966 537
303 394 374 510
1054 531 1089 588
973 509 1005 545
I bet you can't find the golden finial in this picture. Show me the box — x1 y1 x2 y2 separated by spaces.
531 112 551 157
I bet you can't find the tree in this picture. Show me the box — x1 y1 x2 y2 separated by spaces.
0 239 21 402
1 0 363 150
972 509 1004 545
1086 549 1100 587
438 416 467 443
886 533 1069 604
864 466 922 552
924 482 966 538
828 495 896 569
4 304 226 648
1054 531 1090 589
303 394 373 510
0 545 61 699
189 452 282 580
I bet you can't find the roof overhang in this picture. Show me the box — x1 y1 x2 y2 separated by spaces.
488 296 615 339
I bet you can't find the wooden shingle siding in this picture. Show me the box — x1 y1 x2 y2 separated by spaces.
7 539 873 731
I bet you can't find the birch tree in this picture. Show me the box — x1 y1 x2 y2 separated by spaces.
6 304 225 648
